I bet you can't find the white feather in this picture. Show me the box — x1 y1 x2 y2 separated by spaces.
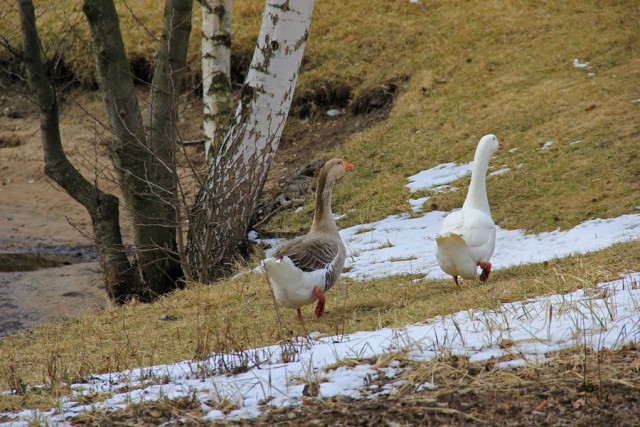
263 255 336 309
435 134 500 281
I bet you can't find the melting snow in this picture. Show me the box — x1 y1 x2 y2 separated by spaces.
5 273 640 425
405 162 472 193
573 58 590 68
540 140 554 150
489 167 511 176
3 160 640 426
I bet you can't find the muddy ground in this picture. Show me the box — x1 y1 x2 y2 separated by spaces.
1 91 107 336
0 86 391 336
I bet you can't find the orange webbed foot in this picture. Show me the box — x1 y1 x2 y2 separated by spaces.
313 287 326 318
478 262 492 282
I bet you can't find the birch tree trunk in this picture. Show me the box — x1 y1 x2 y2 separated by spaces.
18 0 137 302
187 0 315 281
200 0 232 164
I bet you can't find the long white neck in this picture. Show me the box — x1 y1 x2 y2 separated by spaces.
463 145 492 213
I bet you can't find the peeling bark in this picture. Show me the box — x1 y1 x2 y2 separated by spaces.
187 0 315 281
200 0 233 165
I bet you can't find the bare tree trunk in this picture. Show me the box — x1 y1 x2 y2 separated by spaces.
18 0 137 302
187 0 315 282
146 0 193 281
200 0 232 164
83 0 191 300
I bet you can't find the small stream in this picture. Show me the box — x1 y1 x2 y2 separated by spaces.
0 245 106 337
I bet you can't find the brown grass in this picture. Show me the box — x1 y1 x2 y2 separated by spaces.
2 1 637 231
0 0 639 416
266 0 640 233
1 240 638 411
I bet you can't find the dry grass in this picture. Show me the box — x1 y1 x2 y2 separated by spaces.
1 0 639 416
2 1 637 231
266 0 640 233
1 240 638 411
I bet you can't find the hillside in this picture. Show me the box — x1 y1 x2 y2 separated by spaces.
1 0 639 424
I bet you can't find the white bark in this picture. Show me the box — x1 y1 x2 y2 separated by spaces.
201 0 232 164
188 0 315 281
213 0 313 174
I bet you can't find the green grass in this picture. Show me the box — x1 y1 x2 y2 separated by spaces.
1 0 639 415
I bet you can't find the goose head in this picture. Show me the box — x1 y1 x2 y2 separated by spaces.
312 158 354 233
320 158 354 182
477 134 503 156
462 133 503 213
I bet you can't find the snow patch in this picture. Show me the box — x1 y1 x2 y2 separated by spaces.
572 58 590 68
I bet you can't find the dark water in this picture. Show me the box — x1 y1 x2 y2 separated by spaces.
0 245 97 272
0 245 104 337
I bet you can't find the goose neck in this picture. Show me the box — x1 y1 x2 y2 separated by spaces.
463 150 491 213
311 174 338 233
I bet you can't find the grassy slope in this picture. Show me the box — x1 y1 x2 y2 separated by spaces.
270 0 640 233
1 0 639 413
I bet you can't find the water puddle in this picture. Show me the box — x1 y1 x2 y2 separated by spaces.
0 245 105 337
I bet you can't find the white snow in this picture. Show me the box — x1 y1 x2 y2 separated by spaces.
5 273 640 426
405 162 473 193
573 58 590 68
489 167 510 176
3 160 640 426
340 211 640 280
409 196 430 212
540 140 554 150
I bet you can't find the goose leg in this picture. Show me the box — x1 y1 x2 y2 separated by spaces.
478 262 492 281
296 308 304 321
313 287 326 318
453 275 461 290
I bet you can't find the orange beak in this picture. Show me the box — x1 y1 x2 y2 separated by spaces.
343 160 354 171
498 140 505 149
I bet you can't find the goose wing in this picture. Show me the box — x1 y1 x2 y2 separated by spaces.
438 209 496 258
275 234 342 273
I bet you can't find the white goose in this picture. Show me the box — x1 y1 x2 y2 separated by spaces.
435 134 503 289
263 158 354 320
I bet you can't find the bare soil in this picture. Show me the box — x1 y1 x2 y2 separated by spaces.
1 91 107 336
0 87 390 336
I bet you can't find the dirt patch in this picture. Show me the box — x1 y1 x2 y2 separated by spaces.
0 79 396 334
0 262 106 337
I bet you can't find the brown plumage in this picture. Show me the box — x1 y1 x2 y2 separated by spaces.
263 158 354 320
